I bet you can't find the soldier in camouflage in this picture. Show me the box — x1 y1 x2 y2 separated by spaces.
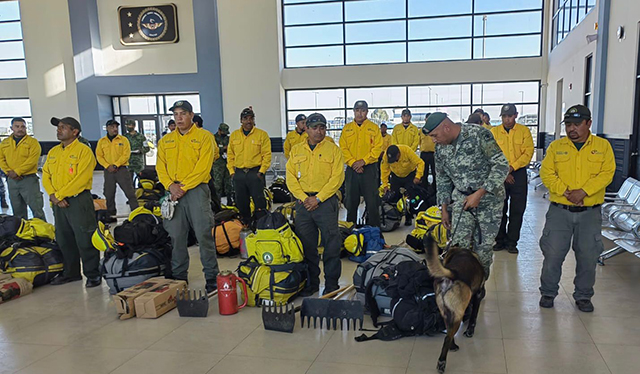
212 123 234 205
124 121 149 176
423 112 509 278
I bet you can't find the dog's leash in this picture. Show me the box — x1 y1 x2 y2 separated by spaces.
442 205 482 259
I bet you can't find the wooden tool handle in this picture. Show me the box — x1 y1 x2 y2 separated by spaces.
333 284 355 300
320 285 350 299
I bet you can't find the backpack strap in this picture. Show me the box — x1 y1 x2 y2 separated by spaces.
365 277 382 327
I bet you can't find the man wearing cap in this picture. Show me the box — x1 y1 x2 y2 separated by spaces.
539 104 615 313
284 114 307 159
124 121 149 178
491 104 534 254
43 117 101 287
156 100 220 292
96 120 139 219
340 100 383 226
424 112 508 278
380 123 392 156
419 113 436 188
381 144 424 226
227 107 271 224
392 109 420 151
0 117 45 220
287 113 344 296
212 123 234 205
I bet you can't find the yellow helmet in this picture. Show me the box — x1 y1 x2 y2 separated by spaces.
139 179 155 190
344 233 364 256
396 198 406 213
425 206 442 221
128 206 159 222
378 185 386 197
92 221 116 251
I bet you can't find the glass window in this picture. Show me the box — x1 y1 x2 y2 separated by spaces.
408 0 472 17
472 82 539 105
284 2 343 26
0 98 31 117
473 35 541 59
0 22 22 41
284 0 336 4
409 16 472 40
346 87 406 108
286 46 344 67
119 96 158 115
346 42 405 65
474 0 543 13
0 60 26 79
0 1 20 21
411 106 472 124
344 0 405 22
164 94 201 114
346 21 405 43
409 85 471 106
287 89 345 110
409 39 471 62
0 40 24 60
285 24 343 47
473 11 542 36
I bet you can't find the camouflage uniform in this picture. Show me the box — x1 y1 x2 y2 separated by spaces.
212 124 233 204
124 132 149 175
435 124 509 278
78 136 92 150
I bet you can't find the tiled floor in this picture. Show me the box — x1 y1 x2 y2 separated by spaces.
1 173 639 374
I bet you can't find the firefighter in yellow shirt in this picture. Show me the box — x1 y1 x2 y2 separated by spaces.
490 104 534 254
392 109 420 151
381 144 425 226
96 120 138 220
227 107 272 224
156 100 219 293
287 113 344 296
380 123 392 156
539 104 615 313
419 112 436 189
0 117 45 220
43 117 101 288
284 114 307 159
340 101 383 226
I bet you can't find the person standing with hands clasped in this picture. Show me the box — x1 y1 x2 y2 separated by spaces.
340 100 383 226
287 113 345 296
43 117 101 287
156 100 219 293
539 104 615 313
227 107 271 224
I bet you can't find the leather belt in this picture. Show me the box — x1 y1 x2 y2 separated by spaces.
551 202 601 213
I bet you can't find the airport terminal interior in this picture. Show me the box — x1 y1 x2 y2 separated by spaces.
1 0 640 373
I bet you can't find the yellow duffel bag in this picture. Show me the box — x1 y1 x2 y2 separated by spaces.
0 243 64 287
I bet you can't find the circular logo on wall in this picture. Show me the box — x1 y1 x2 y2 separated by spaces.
262 252 274 264
137 7 167 41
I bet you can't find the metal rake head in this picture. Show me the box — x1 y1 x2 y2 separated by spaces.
262 302 296 333
176 288 209 317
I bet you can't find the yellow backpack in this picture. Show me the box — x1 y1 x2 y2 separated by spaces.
15 219 55 242
237 258 306 307
246 211 304 265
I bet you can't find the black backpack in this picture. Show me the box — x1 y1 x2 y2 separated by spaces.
269 177 294 203
406 185 436 215
0 215 22 239
113 213 170 250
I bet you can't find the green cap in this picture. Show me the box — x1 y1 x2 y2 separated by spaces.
422 112 447 135
219 123 229 133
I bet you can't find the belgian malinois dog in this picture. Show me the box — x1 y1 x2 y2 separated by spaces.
424 236 486 373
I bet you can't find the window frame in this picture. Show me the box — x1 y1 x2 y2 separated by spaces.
284 80 542 147
551 0 596 49
0 97 34 136
0 1 27 80
282 0 545 68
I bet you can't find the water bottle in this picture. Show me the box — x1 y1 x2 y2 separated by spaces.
239 228 251 259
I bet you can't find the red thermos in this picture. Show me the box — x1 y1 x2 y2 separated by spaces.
217 270 248 315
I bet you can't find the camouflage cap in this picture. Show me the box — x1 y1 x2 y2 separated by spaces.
219 123 229 132
421 112 447 135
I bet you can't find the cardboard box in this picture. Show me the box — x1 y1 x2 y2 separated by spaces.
113 277 173 320
0 277 33 304
0 272 13 282
134 279 187 319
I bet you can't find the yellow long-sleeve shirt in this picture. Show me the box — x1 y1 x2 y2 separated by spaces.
96 134 130 169
42 139 96 201
339 119 383 167
156 125 214 191
491 123 535 171
227 127 272 174
283 130 307 159
540 134 616 206
391 123 420 151
420 132 435 153
286 138 345 203
380 144 424 188
381 134 392 156
0 134 41 176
